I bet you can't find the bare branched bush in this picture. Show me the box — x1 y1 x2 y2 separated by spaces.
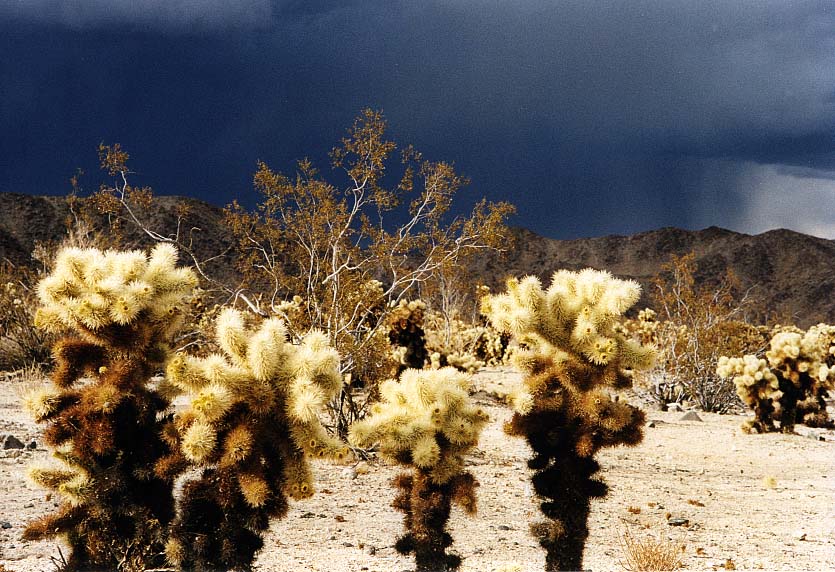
652 253 767 412
618 528 683 572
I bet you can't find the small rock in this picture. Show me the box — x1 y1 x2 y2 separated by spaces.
300 511 316 518
795 530 807 541
1 435 25 450
342 542 354 547
667 517 689 527
26 440 37 450
352 461 371 477
667 403 683 412
1 521 12 529
497 524 512 531
648 421 656 428
24 503 34 508
367 545 377 555
679 411 703 422
334 515 346 522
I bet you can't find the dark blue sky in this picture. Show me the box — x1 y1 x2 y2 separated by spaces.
2 1 835 239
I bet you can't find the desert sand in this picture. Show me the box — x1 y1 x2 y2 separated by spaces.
1 368 833 572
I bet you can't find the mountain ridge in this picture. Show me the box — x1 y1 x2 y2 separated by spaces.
1 192 832 327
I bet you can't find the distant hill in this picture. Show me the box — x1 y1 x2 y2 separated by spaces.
473 226 835 327
1 192 833 327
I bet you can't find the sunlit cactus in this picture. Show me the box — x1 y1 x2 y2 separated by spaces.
349 367 488 572
482 269 655 571
22 244 197 571
718 323 835 433
162 307 346 571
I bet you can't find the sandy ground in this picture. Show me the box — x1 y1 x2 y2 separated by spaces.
1 368 834 572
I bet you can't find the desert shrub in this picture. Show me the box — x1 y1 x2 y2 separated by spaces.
652 253 765 412
349 367 488 572
718 323 835 433
483 269 655 571
223 110 514 434
618 528 682 571
619 309 685 410
21 244 197 571
162 308 346 570
0 262 52 369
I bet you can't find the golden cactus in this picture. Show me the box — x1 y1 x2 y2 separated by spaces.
718 323 835 433
350 367 487 572
163 307 346 570
483 269 654 572
22 244 196 572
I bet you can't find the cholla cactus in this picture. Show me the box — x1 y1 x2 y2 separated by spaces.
619 308 659 346
162 308 346 570
22 244 196 571
388 299 429 373
717 355 780 433
349 367 488 572
718 323 835 433
423 310 511 373
483 269 655 572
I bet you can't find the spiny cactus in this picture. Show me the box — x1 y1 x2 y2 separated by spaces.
162 307 346 571
718 323 835 433
349 367 488 572
483 269 655 571
22 244 197 571
388 299 429 373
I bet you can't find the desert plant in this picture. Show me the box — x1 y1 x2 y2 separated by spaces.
423 307 511 374
483 269 655 571
161 307 346 571
652 253 764 412
224 110 514 433
617 527 682 572
717 323 835 433
349 367 488 572
0 261 53 369
21 244 197 571
388 299 429 374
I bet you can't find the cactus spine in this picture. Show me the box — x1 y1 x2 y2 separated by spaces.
162 308 345 570
483 269 654 571
349 367 488 572
22 244 196 571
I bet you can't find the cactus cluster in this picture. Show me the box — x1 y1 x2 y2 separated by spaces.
424 311 512 374
349 367 488 572
22 244 197 571
388 299 429 374
162 308 346 570
483 269 654 571
718 324 835 433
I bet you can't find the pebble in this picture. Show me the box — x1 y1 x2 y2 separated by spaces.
1 521 12 529
667 517 689 527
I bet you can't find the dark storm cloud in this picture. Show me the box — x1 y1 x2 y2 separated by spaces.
2 1 834 238
0 0 273 30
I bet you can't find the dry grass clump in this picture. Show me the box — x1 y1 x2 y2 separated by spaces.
618 528 683 572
